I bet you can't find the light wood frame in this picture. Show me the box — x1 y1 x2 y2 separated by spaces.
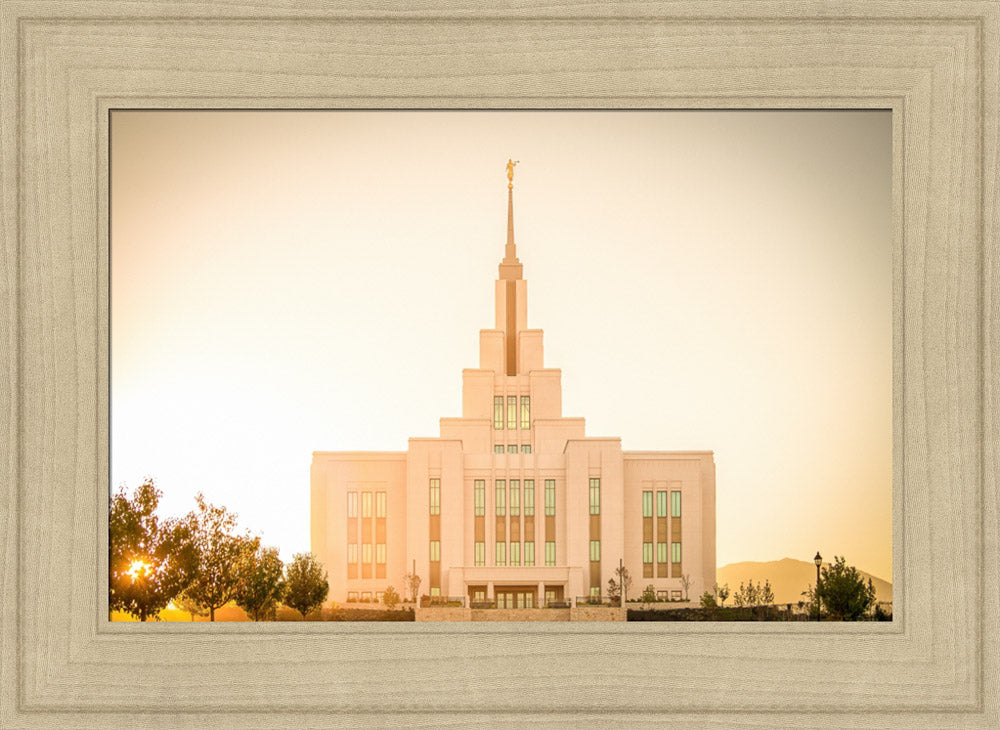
1 1 996 726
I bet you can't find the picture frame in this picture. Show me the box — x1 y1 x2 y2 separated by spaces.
1 1 996 726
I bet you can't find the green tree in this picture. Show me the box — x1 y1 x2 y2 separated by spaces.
234 545 285 621
174 591 209 621
184 493 260 621
640 584 657 607
383 586 400 610
284 552 329 619
815 555 877 620
715 582 730 608
109 479 197 621
608 565 632 602
700 591 717 609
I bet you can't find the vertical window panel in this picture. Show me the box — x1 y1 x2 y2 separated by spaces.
545 541 556 566
495 480 506 516
524 541 535 566
362 543 372 564
590 540 601 562
524 480 535 516
642 542 653 564
589 478 601 515
657 490 667 518
429 478 440 515
376 543 386 564
657 542 667 564
642 491 653 517
507 396 517 429
474 541 485 566
510 542 521 566
496 542 506 566
347 492 357 518
474 480 485 516
545 480 556 516
429 540 440 562
672 542 682 563
362 492 372 518
494 396 503 430
671 490 682 517
510 480 520 516
520 396 530 429
375 491 386 518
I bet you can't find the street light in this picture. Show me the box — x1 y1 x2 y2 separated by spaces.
813 551 823 621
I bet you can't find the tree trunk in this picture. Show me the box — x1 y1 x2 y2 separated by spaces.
210 605 215 621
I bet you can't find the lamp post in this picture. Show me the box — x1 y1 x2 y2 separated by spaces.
813 551 822 621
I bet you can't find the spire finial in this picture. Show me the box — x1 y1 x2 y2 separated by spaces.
506 158 519 190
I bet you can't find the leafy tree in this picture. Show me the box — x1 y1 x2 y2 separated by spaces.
109 479 197 621
680 573 693 601
383 586 400 610
184 493 260 621
760 579 775 606
715 582 730 608
608 565 632 602
640 584 657 607
815 555 877 620
234 545 285 621
700 591 717 609
284 552 329 619
175 591 209 621
403 572 422 603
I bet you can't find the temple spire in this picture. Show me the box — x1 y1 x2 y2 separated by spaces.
499 159 523 280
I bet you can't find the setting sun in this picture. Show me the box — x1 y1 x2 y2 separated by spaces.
126 559 152 582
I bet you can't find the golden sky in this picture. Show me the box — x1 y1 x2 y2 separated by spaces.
111 110 892 581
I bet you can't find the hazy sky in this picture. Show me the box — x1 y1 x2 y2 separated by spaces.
111 110 892 581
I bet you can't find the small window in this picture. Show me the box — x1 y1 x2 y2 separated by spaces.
429 540 440 562
347 492 358 518
375 491 386 518
671 490 682 517
494 396 503 430
495 480 506 516
544 480 556 516
524 541 535 566
657 490 667 518
590 586 600 598
657 590 668 600
657 542 667 564
642 542 653 564
347 543 358 563
361 591 372 603
521 444 531 454
510 541 521 566
642 490 653 517
429 478 440 515
589 478 601 515
520 396 530 429
510 480 520 516
545 541 556 566
375 591 384 604
347 592 358 603
507 444 517 454
671 590 683 601
376 543 386 564
496 542 506 566
473 590 486 602
524 480 535 516
430 587 441 597
494 444 504 454
545 590 556 607
362 491 372 518
507 396 517 429
672 542 682 563
474 541 485 566
590 540 600 562
474 480 485 516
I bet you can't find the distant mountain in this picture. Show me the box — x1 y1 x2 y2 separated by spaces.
716 558 892 605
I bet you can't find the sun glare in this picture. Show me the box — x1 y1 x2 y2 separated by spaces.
127 559 152 582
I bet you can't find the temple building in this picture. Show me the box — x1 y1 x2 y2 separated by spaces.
310 162 716 609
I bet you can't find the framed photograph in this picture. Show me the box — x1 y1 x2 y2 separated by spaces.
2 1 996 727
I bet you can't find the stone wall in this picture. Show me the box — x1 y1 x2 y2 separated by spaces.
414 606 471 622
570 605 627 621
470 608 571 622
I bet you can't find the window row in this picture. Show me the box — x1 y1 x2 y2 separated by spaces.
347 542 387 564
347 491 387 518
474 540 553 566
346 592 383 603
493 444 532 454
642 541 682 564
475 479 538 516
493 395 531 430
642 489 682 518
